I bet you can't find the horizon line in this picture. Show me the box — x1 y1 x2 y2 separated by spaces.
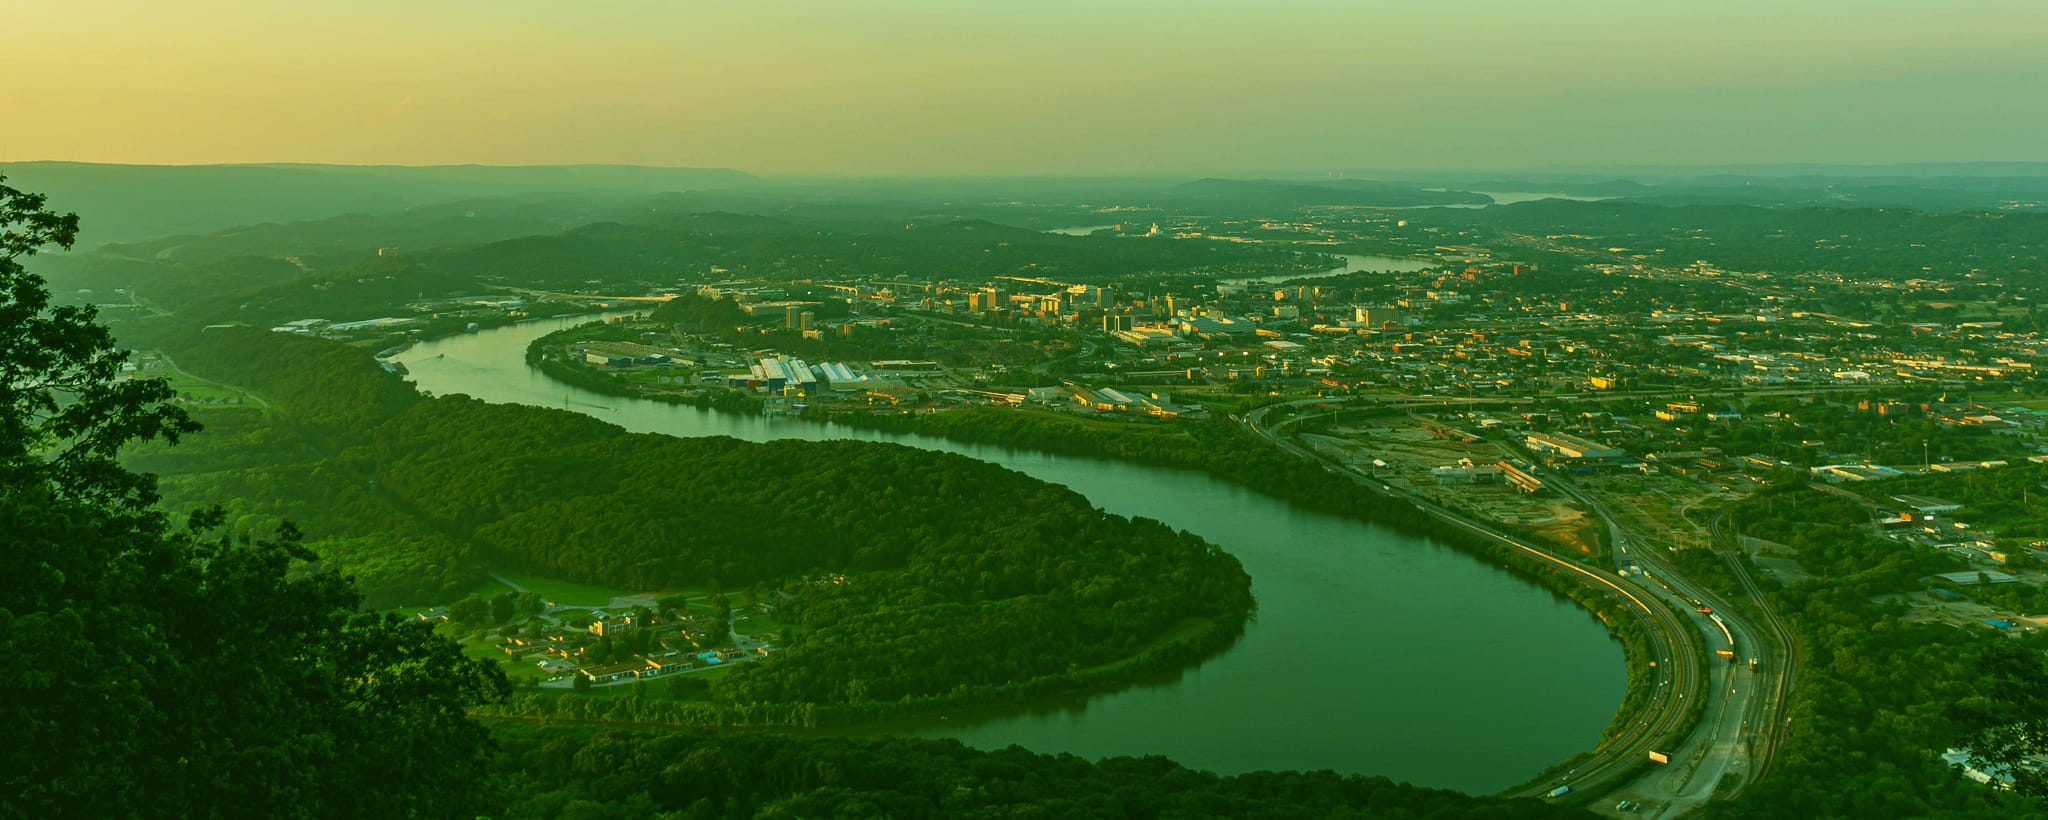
9 158 2048 180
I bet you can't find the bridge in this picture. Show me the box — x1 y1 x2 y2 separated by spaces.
495 286 677 303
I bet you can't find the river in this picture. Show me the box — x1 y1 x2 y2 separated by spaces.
1045 224 1120 236
1041 225 1431 284
394 318 1622 793
1221 252 1432 286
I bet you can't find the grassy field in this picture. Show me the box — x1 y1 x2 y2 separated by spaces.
1003 406 1187 437
494 570 641 607
685 664 734 683
449 634 555 683
385 576 515 617
732 610 790 639
581 663 734 698
141 350 262 403
155 368 249 402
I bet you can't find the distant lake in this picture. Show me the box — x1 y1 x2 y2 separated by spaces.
1480 191 1608 205
1044 224 1120 236
1039 226 1434 285
398 318 1622 794
1422 191 1615 210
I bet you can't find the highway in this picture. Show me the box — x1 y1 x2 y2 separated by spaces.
1533 465 1798 816
1711 507 1800 787
1244 395 1802 813
1235 383 1878 413
1241 400 1706 803
1542 474 1783 816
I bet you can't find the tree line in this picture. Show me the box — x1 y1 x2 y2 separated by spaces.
484 725 1600 820
151 325 1256 722
2 174 508 818
1704 485 2048 817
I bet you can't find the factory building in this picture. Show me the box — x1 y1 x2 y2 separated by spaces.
811 361 865 392
1524 432 1626 461
745 355 820 395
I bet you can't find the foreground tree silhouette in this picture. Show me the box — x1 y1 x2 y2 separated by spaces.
0 175 509 818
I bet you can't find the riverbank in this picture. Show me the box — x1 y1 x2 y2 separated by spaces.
841 403 1666 751
522 322 1659 767
150 324 1260 736
403 316 1621 792
474 613 1245 729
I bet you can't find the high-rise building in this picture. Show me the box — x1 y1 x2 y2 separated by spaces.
1356 305 1405 327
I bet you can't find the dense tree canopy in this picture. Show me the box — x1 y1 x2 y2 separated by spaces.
148 214 1336 327
149 326 1254 717
489 727 1599 820
0 177 509 818
1704 485 2048 818
0 176 195 506
1423 200 2048 281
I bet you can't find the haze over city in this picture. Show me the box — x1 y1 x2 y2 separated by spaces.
8 0 2047 174
11 2 2048 818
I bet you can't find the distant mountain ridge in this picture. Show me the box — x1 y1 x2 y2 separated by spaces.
0 162 755 245
1167 177 1491 208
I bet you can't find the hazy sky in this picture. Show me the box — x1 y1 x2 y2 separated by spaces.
6 0 2045 175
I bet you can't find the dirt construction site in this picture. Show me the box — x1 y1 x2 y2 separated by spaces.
1575 473 1737 552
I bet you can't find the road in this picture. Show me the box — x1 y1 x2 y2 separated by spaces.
1543 474 1777 816
1237 383 1882 414
155 350 271 410
1030 339 1097 377
1546 471 1798 815
1243 395 1801 811
1241 400 1705 802
1711 507 1799 787
482 572 766 690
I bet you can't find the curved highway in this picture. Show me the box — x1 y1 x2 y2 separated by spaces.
1345 390 1799 815
1710 507 1800 787
1544 475 1770 815
404 321 1629 790
1242 400 1705 801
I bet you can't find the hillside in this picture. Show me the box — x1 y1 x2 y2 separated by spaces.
135 328 1253 719
1 162 754 245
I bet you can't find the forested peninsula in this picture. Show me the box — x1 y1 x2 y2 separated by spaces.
8 175 1609 818
131 326 1252 723
523 316 1666 746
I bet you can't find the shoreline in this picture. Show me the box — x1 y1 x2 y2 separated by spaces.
514 320 1664 780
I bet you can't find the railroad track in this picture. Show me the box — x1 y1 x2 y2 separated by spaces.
1243 403 1704 800
1710 508 1799 789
